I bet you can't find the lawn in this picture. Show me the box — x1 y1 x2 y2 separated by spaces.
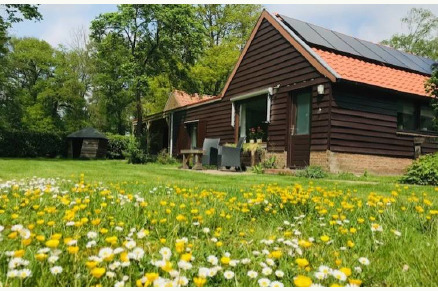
0 159 437 287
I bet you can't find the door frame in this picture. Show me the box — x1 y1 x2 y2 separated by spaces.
287 87 312 168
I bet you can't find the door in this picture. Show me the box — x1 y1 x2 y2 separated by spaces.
288 90 311 168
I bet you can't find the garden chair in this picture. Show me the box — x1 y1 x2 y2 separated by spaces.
201 138 220 166
218 137 246 171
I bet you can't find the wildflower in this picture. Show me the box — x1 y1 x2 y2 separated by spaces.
247 270 258 279
198 267 209 278
270 281 284 287
295 258 309 268
193 277 207 287
125 240 136 249
262 267 273 276
224 270 235 280
371 224 383 232
48 256 59 264
159 247 172 260
221 256 230 265
129 247 145 261
258 278 271 287
87 231 98 239
320 235 330 242
45 239 60 248
275 270 285 278
358 257 370 266
50 266 63 275
332 270 347 281
18 269 32 279
91 267 106 278
202 228 210 233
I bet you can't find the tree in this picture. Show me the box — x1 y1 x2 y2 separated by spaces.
90 4 204 137
189 4 262 95
6 38 90 132
0 5 42 129
381 8 438 59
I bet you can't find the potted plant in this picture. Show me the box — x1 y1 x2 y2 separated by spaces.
249 127 256 143
256 126 264 143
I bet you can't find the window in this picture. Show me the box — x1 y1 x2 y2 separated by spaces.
185 122 198 149
238 95 268 141
397 100 436 132
397 100 416 131
295 92 311 135
420 105 435 132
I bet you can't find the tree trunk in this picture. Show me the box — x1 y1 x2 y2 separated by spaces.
135 87 143 137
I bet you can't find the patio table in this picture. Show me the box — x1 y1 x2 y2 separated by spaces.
180 149 204 170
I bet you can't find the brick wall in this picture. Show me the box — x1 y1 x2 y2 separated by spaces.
310 150 413 175
265 151 288 169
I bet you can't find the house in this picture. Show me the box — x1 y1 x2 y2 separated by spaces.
145 10 438 175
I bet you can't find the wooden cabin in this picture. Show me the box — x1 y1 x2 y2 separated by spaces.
67 127 108 159
145 10 438 175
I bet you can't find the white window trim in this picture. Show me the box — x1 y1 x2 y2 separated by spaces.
230 87 273 124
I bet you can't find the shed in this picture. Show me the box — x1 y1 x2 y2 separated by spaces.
67 127 108 159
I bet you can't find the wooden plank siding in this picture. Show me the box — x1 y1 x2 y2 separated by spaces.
330 83 438 158
171 18 330 157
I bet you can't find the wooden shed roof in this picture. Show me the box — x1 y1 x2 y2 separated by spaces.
67 127 108 139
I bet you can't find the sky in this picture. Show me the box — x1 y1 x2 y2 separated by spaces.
7 4 438 48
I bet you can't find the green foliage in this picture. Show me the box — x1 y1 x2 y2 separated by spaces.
190 4 262 95
295 166 328 179
252 164 264 174
400 153 438 185
156 149 178 165
106 133 131 159
0 129 66 158
261 156 277 169
90 4 205 136
123 137 151 164
381 8 438 59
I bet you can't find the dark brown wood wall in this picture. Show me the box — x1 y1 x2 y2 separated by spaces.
170 19 330 156
330 83 438 158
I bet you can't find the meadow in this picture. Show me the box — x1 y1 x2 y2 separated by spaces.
0 159 438 287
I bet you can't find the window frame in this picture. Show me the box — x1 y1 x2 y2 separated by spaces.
396 99 437 134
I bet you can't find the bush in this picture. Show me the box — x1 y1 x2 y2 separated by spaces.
156 149 178 165
123 137 152 164
400 153 438 185
106 133 131 159
261 156 277 169
295 166 327 179
0 129 66 157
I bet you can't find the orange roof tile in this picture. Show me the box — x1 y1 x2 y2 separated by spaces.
164 90 217 111
313 48 431 97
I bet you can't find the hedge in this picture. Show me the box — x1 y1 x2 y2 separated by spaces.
106 133 131 159
0 129 67 158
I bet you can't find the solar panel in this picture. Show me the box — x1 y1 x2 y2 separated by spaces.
381 45 429 74
308 25 359 56
402 52 432 74
279 15 436 75
356 39 407 68
280 16 334 49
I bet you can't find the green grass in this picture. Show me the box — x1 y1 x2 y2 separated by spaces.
0 158 428 194
1 158 438 286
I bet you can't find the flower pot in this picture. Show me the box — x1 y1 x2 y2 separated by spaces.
249 139 255 144
257 139 262 143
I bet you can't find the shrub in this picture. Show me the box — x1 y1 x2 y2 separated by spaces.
261 156 277 169
400 153 438 185
106 133 131 159
252 164 264 174
295 166 327 179
0 129 66 157
123 137 152 164
156 149 178 165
